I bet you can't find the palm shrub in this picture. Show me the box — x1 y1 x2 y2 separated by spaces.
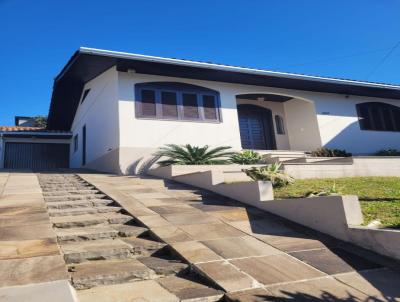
154 144 234 166
311 147 352 157
230 150 262 164
242 162 294 188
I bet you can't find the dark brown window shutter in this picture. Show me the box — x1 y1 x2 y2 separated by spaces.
203 95 217 120
161 91 178 117
182 93 199 119
141 89 156 116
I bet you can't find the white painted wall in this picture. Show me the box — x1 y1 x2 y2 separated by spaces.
70 67 120 172
284 98 322 151
115 71 400 172
314 94 400 154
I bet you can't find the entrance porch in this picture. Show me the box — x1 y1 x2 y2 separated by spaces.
236 94 322 152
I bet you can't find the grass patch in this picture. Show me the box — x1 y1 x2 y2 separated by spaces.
273 177 400 228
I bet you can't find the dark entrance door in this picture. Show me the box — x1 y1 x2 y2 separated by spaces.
237 104 276 150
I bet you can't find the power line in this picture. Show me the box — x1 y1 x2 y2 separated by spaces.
366 40 400 80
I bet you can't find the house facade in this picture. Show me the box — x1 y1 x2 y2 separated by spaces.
3 47 400 172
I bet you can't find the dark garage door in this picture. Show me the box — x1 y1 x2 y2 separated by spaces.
4 142 69 169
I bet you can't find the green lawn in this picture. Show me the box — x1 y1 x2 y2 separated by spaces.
273 177 400 228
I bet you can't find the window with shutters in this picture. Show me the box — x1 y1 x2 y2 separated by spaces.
275 115 285 135
135 82 221 122
356 102 400 132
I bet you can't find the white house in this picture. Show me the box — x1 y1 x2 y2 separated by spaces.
2 47 400 173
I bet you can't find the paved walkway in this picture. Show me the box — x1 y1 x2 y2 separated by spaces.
81 172 400 302
0 172 77 302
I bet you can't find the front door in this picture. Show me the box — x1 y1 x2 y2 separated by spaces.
237 104 276 150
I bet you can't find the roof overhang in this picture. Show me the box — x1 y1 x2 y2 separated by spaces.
1 132 72 139
47 47 400 130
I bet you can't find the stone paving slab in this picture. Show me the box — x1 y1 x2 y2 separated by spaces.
201 235 283 260
150 225 193 244
77 280 179 302
136 214 174 228
157 275 224 302
170 241 223 264
195 260 260 292
179 223 246 241
224 288 273 302
0 238 59 260
257 232 330 252
0 212 50 228
0 204 47 216
0 255 68 287
208 207 265 222
230 254 326 286
334 269 400 301
0 223 55 241
162 212 222 226
0 280 78 302
290 247 382 275
266 277 371 301
148 204 201 215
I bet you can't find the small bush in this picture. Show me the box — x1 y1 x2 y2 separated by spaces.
311 147 352 157
305 182 341 197
230 150 262 164
375 149 400 156
242 162 294 188
154 144 234 166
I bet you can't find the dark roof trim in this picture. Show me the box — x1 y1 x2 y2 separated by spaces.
2 133 72 139
47 47 400 130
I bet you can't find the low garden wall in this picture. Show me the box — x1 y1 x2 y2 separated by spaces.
148 165 400 261
283 156 400 179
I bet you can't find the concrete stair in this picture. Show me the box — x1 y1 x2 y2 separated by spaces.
262 150 307 163
44 193 108 202
46 199 114 210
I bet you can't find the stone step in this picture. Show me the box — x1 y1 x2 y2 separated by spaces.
62 239 137 264
112 225 148 238
122 237 167 257
69 259 157 290
138 256 188 276
46 199 114 210
56 226 119 242
43 189 100 196
51 213 133 228
44 194 108 202
51 214 107 228
48 206 122 217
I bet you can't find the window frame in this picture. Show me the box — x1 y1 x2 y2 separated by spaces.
135 82 222 123
274 115 285 135
356 102 400 132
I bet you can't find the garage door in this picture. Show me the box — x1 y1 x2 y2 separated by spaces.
4 142 69 169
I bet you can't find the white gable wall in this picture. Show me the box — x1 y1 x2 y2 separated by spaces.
70 66 120 173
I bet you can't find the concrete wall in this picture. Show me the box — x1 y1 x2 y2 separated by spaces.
70 67 120 173
283 156 400 179
115 71 400 174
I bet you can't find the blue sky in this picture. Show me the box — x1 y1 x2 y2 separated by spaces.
1 0 399 126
